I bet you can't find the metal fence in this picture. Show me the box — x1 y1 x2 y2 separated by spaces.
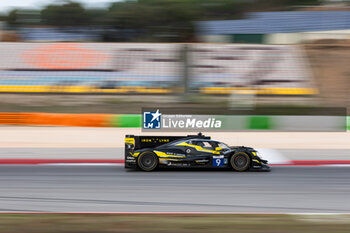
0 42 317 95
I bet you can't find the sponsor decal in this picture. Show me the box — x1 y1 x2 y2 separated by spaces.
22 43 109 69
141 138 170 143
143 109 162 129
163 117 221 128
143 109 222 130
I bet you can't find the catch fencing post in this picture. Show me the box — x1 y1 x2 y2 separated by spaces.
180 44 190 97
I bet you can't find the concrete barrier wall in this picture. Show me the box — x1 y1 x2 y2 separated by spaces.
0 42 316 95
0 113 347 131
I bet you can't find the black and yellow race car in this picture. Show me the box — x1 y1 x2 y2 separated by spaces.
125 133 269 172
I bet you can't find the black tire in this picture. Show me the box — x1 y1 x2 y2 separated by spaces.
137 151 158 171
230 152 251 172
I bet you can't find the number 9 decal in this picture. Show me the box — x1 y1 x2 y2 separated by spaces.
213 158 223 167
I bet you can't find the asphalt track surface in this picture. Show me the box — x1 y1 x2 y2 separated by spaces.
0 165 349 213
1 148 350 160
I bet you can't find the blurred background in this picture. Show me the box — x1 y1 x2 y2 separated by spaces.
1 1 350 223
0 0 348 116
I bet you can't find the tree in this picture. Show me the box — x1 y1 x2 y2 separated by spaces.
41 1 90 27
7 9 18 26
107 0 199 42
6 0 322 42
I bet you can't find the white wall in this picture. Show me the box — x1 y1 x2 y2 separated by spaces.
266 30 350 44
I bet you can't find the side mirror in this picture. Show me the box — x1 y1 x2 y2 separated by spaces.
215 147 222 151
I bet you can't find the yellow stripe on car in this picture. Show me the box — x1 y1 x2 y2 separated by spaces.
154 151 186 158
175 142 220 155
125 138 135 145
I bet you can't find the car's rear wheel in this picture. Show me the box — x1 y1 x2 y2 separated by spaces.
230 152 251 172
137 151 158 171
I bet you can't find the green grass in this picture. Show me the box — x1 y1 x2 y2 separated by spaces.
0 214 350 233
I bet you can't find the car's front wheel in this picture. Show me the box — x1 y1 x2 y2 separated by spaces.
230 152 251 172
137 151 158 171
